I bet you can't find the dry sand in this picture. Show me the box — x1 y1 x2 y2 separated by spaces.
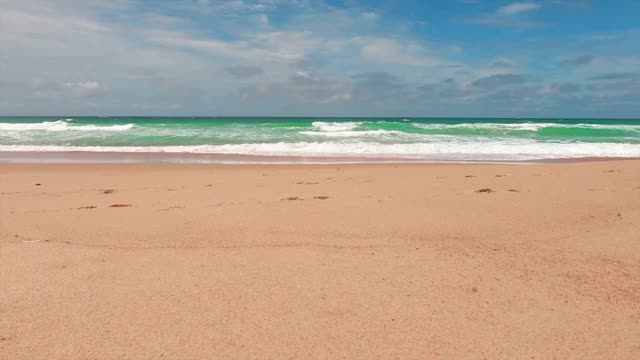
1 161 639 359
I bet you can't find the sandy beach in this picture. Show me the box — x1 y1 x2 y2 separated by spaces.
1 160 639 359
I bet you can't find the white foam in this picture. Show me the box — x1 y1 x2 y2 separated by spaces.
0 120 135 132
311 121 362 132
413 123 555 131
413 122 640 131
299 129 401 138
2 140 640 161
567 123 640 130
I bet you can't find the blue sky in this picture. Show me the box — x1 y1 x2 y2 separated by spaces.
1 0 639 117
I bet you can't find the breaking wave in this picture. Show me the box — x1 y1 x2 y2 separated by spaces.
311 121 362 132
299 129 402 138
0 120 135 132
413 122 640 131
2 140 640 161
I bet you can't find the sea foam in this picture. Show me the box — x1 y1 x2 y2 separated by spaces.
413 122 640 131
311 121 362 132
299 129 402 138
2 140 640 161
0 120 135 132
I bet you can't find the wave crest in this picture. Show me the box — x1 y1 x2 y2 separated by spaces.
413 122 640 131
311 121 362 132
0 120 135 132
299 129 401 138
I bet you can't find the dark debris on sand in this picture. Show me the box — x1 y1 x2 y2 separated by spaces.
78 206 98 210
475 188 494 193
109 204 132 208
282 197 303 201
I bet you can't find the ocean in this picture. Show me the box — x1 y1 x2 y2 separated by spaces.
1 117 640 162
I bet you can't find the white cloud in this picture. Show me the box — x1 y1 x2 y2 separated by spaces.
63 81 107 98
497 3 541 15
187 0 301 14
361 12 379 21
0 0 637 116
223 65 265 79
359 38 440 67
0 8 109 39
258 14 269 26
147 30 345 62
13 79 108 98
237 82 284 102
467 2 544 29
488 58 514 68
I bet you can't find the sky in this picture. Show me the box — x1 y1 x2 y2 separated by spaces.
0 0 639 117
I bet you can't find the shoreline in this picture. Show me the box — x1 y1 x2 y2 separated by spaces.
2 150 639 165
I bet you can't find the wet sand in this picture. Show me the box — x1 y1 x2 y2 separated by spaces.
1 161 639 359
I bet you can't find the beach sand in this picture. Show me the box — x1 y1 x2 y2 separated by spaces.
1 161 639 359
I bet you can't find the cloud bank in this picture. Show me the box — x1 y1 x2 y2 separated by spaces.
0 0 638 117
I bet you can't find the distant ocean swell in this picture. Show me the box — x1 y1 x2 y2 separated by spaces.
1 117 640 162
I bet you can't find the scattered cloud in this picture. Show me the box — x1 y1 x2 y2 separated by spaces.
470 74 528 89
589 72 639 81
559 54 596 66
223 65 265 79
289 71 350 103
361 12 379 21
359 38 440 67
488 59 514 68
237 82 284 102
497 3 541 15
14 79 108 98
587 80 640 92
550 0 593 10
467 2 545 29
147 30 344 62
63 81 108 98
0 0 638 116
538 82 582 95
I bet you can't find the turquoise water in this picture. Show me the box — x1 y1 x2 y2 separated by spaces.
1 117 640 161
